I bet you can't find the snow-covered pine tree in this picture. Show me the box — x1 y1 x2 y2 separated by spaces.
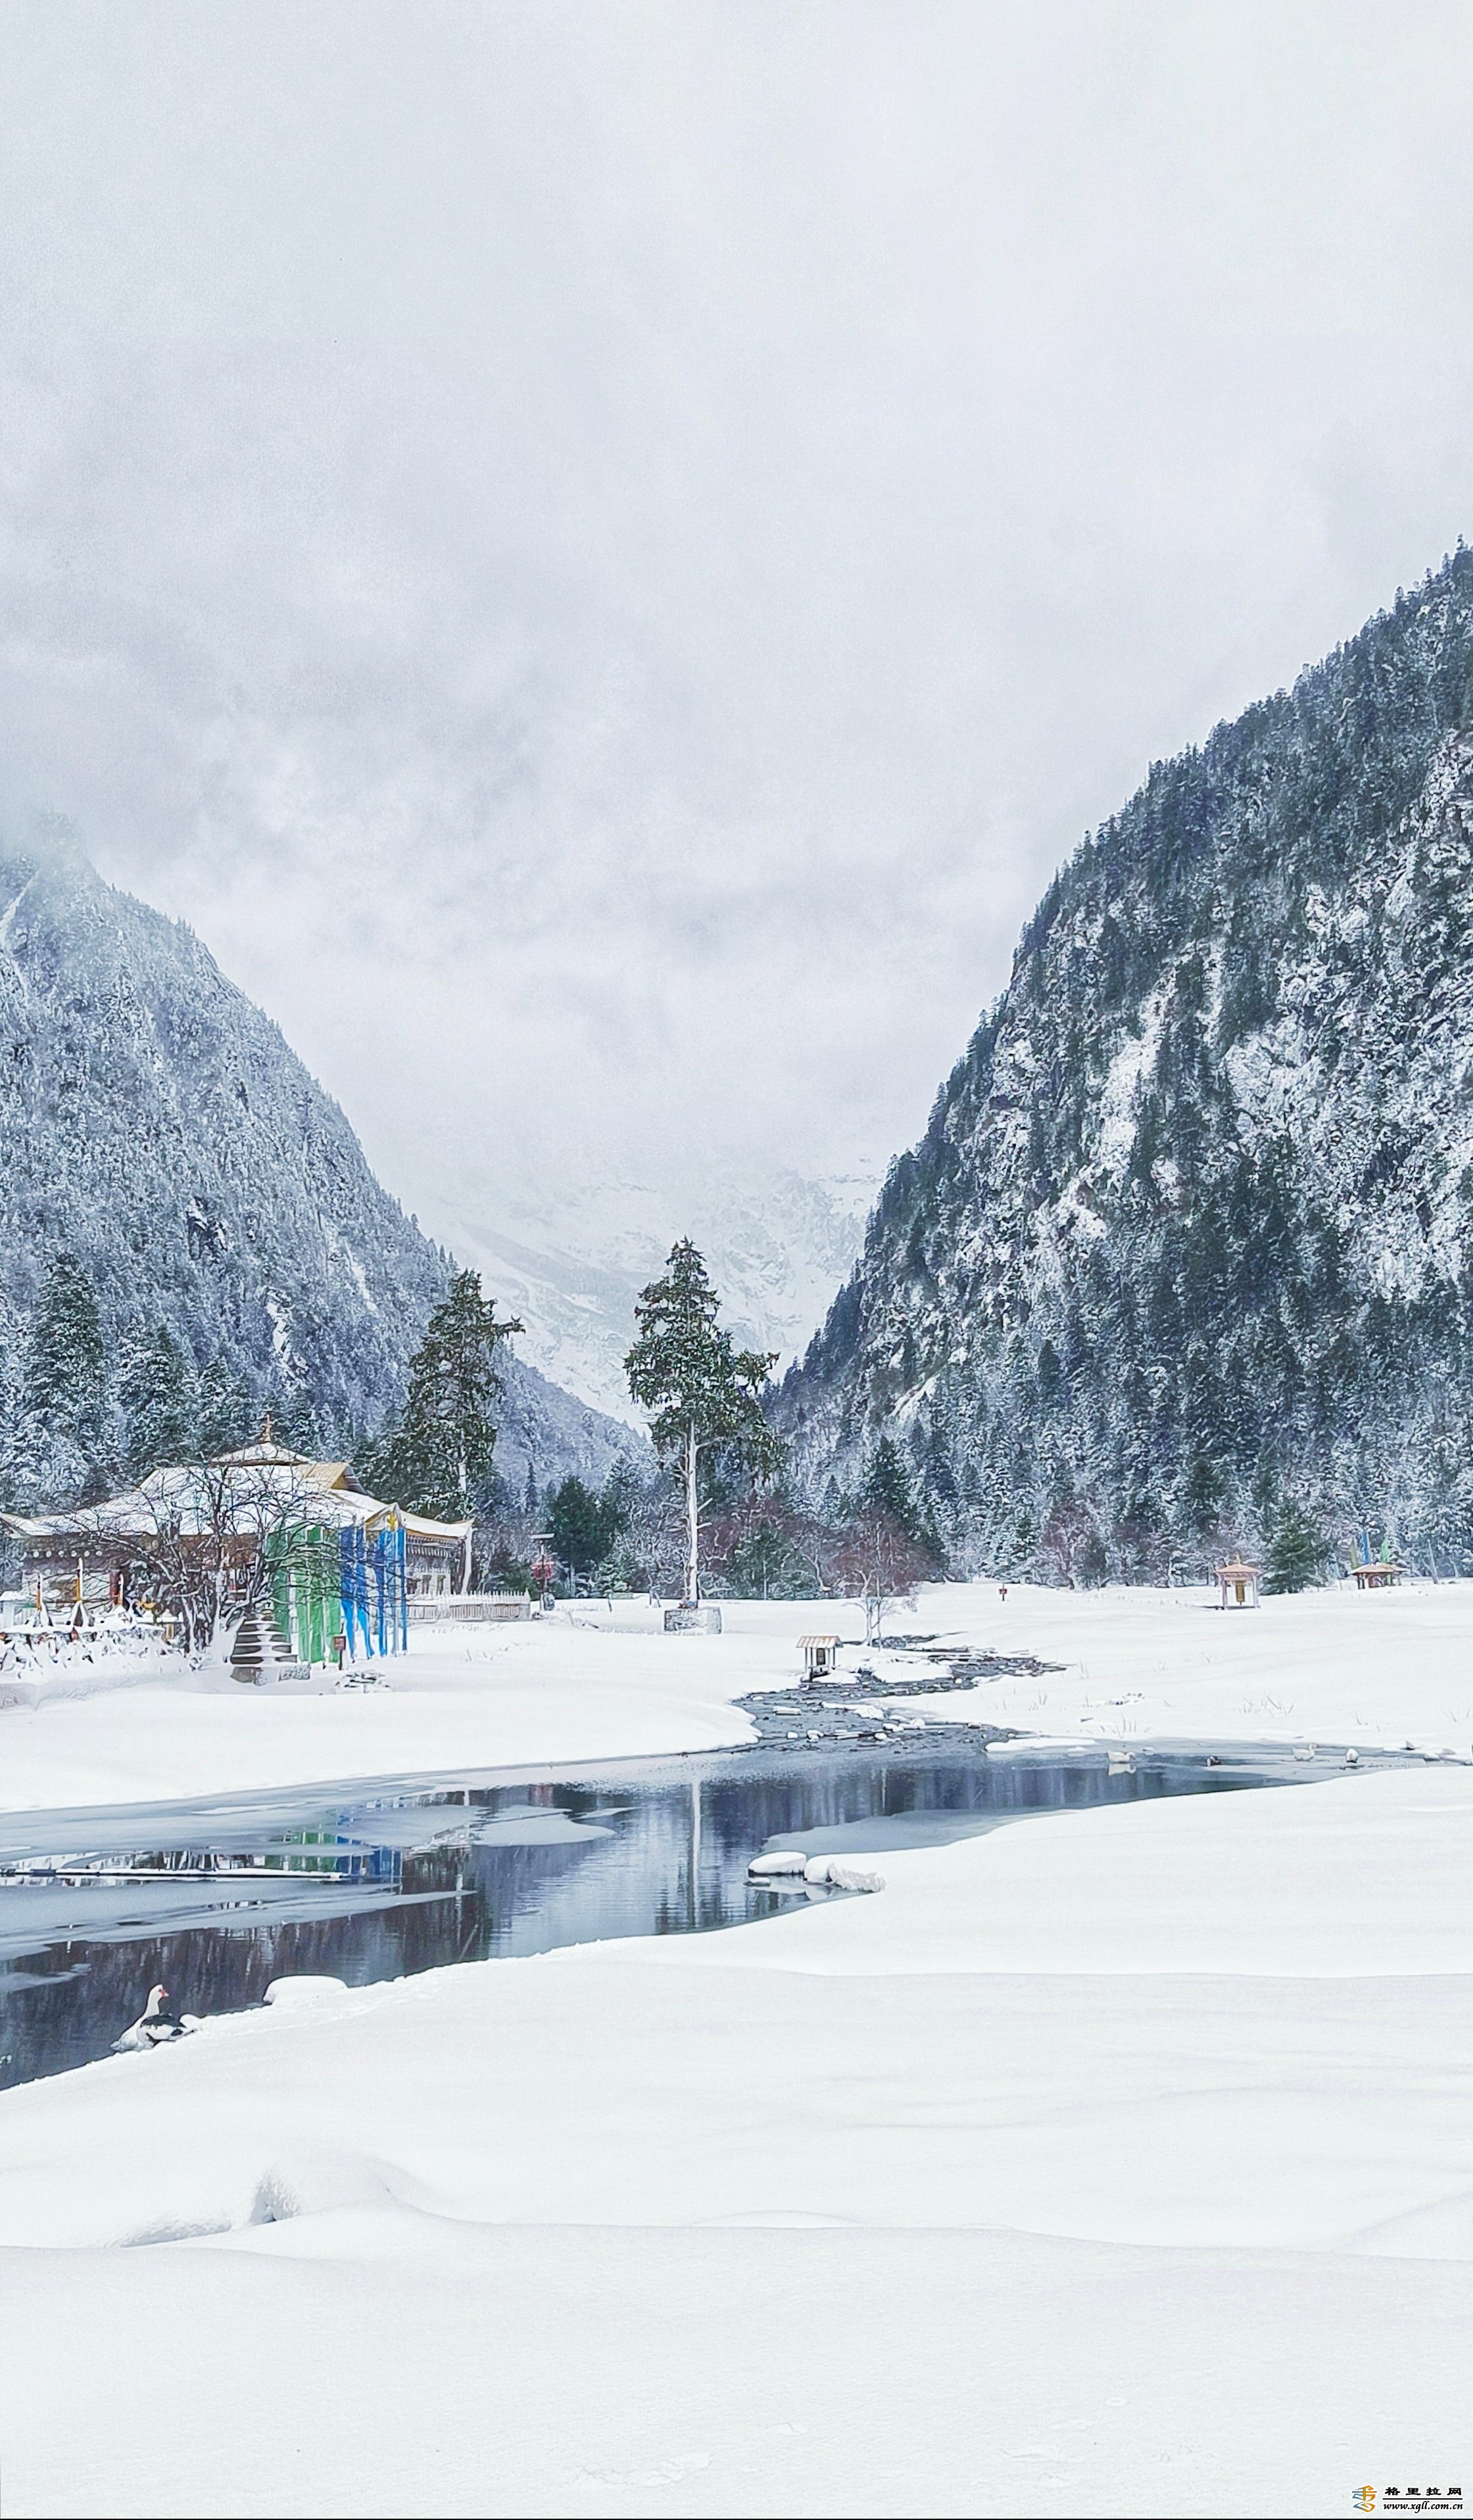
1263 1501 1328 1595
22 1256 106 1460
263 1386 323 1460
863 1435 924 1539
546 1476 617 1584
370 1269 521 1519
195 1358 255 1460
625 1238 778 1603
725 1518 814 1601
118 1326 197 1475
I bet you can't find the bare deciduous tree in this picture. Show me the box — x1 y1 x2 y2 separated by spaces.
127 1459 322 1654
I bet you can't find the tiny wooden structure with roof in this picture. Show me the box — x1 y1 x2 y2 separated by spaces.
798 1633 841 1679
1215 1557 1261 1609
1351 1559 1401 1591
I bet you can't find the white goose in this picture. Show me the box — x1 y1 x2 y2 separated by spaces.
114 1984 195 2053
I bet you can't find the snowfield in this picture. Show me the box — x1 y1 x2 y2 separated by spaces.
1 1576 1473 1814
0 1766 1469 2516
1 1582 1470 2515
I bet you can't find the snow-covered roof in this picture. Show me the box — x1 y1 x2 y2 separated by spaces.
0 1461 470 1548
210 1440 315 1468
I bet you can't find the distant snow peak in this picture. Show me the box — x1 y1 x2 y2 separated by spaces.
425 1161 880 1424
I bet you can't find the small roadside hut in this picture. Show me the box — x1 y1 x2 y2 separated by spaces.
1351 1560 1401 1591
799 1633 841 1680
1216 1558 1261 1610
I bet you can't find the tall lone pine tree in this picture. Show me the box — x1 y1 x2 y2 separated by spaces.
625 1238 778 1603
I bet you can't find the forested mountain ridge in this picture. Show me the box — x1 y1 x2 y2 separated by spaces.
777 549 1473 1578
0 829 639 1505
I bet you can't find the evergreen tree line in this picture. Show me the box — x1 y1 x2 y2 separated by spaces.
0 1257 529 1545
0 1253 278 1513
477 1434 940 1602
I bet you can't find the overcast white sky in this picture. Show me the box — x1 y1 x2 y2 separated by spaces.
3 1 1473 1234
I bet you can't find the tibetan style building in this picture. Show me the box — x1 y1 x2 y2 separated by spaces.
1 1437 472 1612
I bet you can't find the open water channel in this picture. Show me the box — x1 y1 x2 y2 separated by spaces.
0 1737 1367 2090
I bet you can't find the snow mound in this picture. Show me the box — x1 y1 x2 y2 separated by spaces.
824 1861 885 1893
264 1977 349 2009
250 2152 405 2225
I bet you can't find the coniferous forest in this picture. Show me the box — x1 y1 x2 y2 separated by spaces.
779 549 1473 1580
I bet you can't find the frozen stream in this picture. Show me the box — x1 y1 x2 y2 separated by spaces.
0 1738 1355 2089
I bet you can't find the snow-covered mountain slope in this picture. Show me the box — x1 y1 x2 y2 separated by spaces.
778 548 1473 1577
0 830 640 1499
424 1166 877 1426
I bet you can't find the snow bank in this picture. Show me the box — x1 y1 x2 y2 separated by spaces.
684 1767 1473 1977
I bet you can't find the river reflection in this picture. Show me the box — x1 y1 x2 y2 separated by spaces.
0 1743 1288 2089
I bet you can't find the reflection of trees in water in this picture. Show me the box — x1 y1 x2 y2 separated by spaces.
0 1755 1267 2093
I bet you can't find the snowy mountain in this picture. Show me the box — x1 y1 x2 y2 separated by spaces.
421 1165 877 1427
0 829 641 1503
778 548 1473 1578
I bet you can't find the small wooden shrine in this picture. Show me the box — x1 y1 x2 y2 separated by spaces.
1351 1561 1401 1591
798 1634 841 1679
1215 1558 1261 1609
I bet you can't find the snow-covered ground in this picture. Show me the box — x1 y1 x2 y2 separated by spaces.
933 1575 1473 1757
1 1762 1468 2516
2 1577 1472 1815
3 1580 1469 2516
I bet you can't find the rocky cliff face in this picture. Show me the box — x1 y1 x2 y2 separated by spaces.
0 831 639 1503
778 550 1473 1578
